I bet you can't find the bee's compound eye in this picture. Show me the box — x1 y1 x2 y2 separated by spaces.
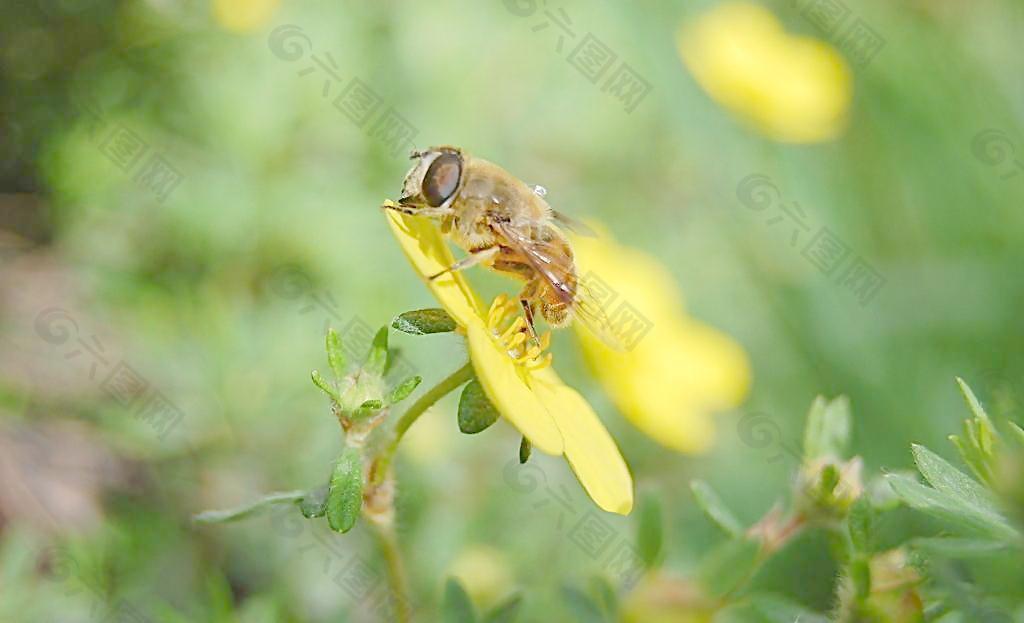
422 153 461 207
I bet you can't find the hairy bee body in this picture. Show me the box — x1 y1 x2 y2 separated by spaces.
389 146 579 330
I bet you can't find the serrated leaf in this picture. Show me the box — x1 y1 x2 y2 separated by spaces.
363 326 389 375
636 493 663 570
392 308 457 335
560 585 607 623
885 474 1017 540
690 480 744 538
386 376 422 405
847 497 874 554
441 577 477 623
299 485 329 518
327 448 363 533
311 370 339 401
803 395 851 460
326 328 345 378
911 444 999 514
192 490 306 524
483 593 523 623
458 379 500 434
698 538 762 598
518 436 531 464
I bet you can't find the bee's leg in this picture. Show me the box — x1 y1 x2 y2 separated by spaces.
381 201 454 218
519 298 540 344
427 246 499 281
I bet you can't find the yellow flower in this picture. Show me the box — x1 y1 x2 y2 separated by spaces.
678 2 852 143
571 227 750 453
384 211 633 514
212 0 280 33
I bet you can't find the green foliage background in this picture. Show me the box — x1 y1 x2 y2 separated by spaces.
1 0 1022 621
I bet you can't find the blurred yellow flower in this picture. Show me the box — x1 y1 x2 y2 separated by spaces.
212 0 280 33
448 545 513 605
678 2 852 143
572 228 750 453
384 210 633 514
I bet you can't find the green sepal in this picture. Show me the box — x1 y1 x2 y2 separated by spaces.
518 436 532 464
803 395 851 460
458 378 500 434
392 308 457 335
311 370 339 402
363 326 390 375
387 376 422 405
326 328 346 379
354 399 383 419
327 447 363 533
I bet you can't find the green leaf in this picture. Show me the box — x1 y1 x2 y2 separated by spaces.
698 538 761 598
690 480 745 538
458 379 500 434
803 395 851 459
588 576 617 617
387 376 422 404
192 490 306 524
392 308 457 335
847 496 874 554
326 328 345 378
363 326 390 375
1007 421 1024 448
483 593 523 623
311 370 339 401
636 493 663 570
911 444 999 514
850 557 871 598
560 585 607 623
518 436 532 464
728 593 830 623
911 537 1011 558
441 577 477 623
955 377 993 427
885 474 1017 540
327 448 363 533
298 485 329 518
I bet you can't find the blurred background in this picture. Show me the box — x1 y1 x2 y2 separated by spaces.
1 0 1023 621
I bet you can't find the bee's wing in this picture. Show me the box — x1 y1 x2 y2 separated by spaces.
550 210 597 237
497 221 631 352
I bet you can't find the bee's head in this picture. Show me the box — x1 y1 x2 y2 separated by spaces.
399 146 464 209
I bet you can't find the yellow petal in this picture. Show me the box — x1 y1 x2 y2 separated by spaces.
466 323 564 455
531 368 634 515
384 210 483 326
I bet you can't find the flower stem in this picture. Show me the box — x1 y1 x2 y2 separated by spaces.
371 360 474 485
372 521 412 623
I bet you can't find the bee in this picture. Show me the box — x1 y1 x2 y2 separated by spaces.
383 145 619 346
